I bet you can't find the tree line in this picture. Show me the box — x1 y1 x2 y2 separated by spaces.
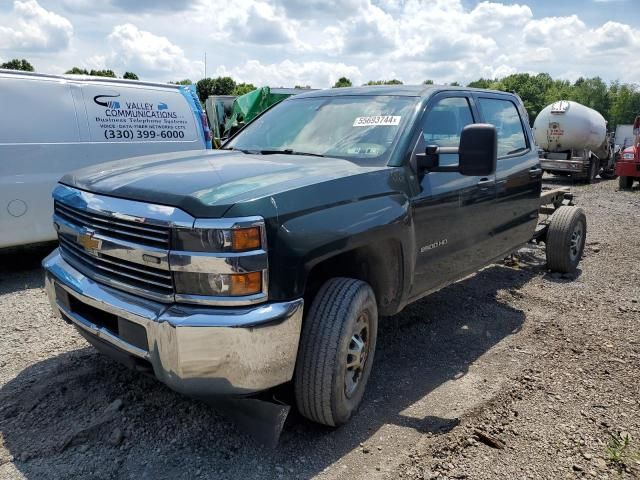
2 58 638 127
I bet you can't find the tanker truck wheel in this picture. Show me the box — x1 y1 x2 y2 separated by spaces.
546 206 586 274
294 277 378 426
586 158 599 184
619 176 633 190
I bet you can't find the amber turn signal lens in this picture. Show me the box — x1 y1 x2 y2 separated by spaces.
229 271 262 296
231 227 261 251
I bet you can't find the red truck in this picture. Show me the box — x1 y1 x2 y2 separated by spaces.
616 116 640 189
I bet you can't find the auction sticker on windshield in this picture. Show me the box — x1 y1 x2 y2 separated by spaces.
353 115 401 127
85 85 196 142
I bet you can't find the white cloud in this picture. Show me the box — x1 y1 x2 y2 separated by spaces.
102 23 202 79
235 4 297 45
0 0 73 52
468 2 533 32
216 59 362 88
4 0 640 87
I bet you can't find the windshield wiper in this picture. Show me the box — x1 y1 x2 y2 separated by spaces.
259 149 325 157
220 147 258 154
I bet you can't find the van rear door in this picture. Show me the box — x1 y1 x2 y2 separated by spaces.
0 75 81 248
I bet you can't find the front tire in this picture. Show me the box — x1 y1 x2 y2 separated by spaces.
586 157 599 184
619 176 633 189
294 278 378 426
546 206 587 273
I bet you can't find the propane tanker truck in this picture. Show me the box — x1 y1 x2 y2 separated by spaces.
534 100 614 182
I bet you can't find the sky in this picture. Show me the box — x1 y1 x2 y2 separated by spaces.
0 0 639 88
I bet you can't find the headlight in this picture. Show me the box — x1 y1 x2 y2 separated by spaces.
174 271 262 297
173 226 262 252
171 217 267 302
622 153 634 160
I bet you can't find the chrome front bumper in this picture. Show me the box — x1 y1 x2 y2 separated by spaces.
43 250 304 396
540 158 586 173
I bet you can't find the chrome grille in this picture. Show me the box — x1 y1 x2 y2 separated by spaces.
58 235 174 301
54 201 170 249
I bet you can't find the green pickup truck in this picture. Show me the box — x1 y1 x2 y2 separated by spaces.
43 85 586 427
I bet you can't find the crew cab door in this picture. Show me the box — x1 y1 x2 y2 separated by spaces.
473 93 541 257
408 93 497 299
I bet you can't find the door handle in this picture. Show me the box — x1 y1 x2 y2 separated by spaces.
529 167 543 177
477 177 494 185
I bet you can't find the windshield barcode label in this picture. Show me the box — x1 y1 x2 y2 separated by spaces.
353 115 401 127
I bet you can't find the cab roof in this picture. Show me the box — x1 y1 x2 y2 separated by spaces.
292 84 515 99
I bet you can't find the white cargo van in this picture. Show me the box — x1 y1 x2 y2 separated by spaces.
0 69 212 249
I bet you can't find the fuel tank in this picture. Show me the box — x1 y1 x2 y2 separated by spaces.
533 100 609 159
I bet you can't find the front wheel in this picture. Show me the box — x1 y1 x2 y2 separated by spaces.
619 176 633 189
586 158 599 184
546 206 587 273
294 278 378 426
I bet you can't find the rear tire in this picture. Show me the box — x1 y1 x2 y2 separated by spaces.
586 158 599 184
619 176 633 189
546 206 587 273
294 278 378 427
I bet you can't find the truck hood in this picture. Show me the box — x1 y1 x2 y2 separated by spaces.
61 149 388 218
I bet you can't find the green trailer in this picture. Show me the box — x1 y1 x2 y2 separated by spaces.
205 87 313 147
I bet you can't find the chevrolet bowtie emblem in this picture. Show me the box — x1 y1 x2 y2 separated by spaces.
77 230 102 251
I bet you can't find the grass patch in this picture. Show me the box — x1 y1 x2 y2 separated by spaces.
606 433 639 469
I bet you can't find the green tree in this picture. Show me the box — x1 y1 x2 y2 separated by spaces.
65 67 89 75
1 58 34 71
89 69 117 78
608 83 640 128
294 85 312 89
233 82 256 95
423 79 434 85
333 77 352 88
449 81 461 86
196 76 237 102
196 78 215 102
467 78 496 89
568 76 610 118
171 79 193 85
365 79 403 85
123 71 139 80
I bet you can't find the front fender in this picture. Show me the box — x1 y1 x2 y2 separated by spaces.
268 192 414 302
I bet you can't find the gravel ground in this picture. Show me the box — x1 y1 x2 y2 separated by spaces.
0 177 639 480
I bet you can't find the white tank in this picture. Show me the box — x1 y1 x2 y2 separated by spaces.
533 100 609 159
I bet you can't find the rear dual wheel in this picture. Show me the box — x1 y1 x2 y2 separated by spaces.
294 278 378 427
546 206 587 274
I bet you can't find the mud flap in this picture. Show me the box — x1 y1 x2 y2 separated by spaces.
201 395 291 447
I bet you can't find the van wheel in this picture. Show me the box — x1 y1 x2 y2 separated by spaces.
546 206 587 273
294 278 378 427
619 176 633 189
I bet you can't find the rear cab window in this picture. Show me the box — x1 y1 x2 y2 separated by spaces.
420 96 475 166
477 97 528 157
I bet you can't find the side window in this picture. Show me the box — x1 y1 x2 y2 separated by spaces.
478 98 528 157
422 97 474 166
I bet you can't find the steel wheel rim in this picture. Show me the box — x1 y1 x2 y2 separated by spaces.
344 312 371 399
569 222 584 261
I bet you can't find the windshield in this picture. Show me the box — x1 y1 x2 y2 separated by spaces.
225 95 417 164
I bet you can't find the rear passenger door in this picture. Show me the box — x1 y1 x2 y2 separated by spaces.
474 93 542 257
409 92 497 298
